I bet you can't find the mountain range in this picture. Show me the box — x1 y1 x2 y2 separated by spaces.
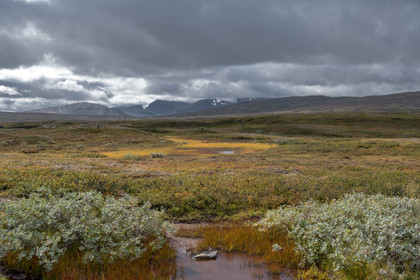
179 91 420 117
0 91 418 122
28 102 122 116
27 98 265 117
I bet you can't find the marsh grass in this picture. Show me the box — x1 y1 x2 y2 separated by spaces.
103 136 275 158
297 266 329 280
178 224 300 275
2 243 176 280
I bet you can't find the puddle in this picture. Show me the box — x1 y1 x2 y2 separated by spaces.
170 225 294 280
219 150 235 155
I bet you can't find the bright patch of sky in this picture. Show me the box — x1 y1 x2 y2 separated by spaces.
0 85 21 96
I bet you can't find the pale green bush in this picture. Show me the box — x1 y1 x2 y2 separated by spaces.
0 190 172 271
123 152 143 160
257 194 419 273
151 152 166 158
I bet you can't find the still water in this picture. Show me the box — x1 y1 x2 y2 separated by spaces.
219 150 235 155
171 235 294 280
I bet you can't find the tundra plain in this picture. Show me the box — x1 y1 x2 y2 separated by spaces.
0 113 419 279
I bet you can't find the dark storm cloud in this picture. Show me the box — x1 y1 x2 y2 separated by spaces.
4 0 420 72
0 0 420 111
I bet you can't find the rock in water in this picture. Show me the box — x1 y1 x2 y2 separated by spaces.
192 250 218 260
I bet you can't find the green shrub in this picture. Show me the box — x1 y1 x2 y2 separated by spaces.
258 194 419 276
69 152 107 158
0 190 172 271
151 152 166 158
122 152 143 161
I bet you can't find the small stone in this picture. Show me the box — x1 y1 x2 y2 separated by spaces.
192 250 218 261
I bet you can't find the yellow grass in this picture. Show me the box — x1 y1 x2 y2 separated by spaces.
103 147 174 158
103 137 275 158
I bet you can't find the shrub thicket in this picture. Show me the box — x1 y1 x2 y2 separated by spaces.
0 190 172 272
258 194 419 278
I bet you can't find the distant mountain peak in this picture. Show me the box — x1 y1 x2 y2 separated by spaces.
210 98 237 106
27 102 121 116
117 98 250 117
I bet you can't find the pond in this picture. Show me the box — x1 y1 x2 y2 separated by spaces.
219 150 235 154
170 229 294 280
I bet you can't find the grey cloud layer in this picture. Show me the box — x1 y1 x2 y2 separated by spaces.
0 0 420 111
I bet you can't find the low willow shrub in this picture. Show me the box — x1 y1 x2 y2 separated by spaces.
258 194 419 276
151 152 166 158
0 190 172 272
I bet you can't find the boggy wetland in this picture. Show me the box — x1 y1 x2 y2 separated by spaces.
0 113 419 280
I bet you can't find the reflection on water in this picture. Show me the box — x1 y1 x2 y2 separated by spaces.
219 150 235 154
171 236 294 280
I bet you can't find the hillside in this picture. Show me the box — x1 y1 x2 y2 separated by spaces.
178 91 420 117
115 98 244 117
0 112 129 122
27 102 122 116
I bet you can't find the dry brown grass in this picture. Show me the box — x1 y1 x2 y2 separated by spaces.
2 243 176 280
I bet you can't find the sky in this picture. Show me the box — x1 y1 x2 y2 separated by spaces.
0 0 420 111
